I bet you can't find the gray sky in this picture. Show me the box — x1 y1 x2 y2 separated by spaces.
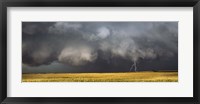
22 22 178 73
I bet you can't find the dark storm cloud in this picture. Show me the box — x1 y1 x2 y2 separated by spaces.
22 22 178 73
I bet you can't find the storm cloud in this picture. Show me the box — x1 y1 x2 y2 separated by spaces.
22 22 178 73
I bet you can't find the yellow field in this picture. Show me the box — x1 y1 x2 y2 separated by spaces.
22 71 178 82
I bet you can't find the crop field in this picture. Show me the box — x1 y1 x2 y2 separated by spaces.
22 71 178 82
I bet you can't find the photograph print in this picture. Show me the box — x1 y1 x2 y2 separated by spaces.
22 22 178 82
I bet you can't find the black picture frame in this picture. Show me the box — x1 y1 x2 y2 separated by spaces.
0 0 199 104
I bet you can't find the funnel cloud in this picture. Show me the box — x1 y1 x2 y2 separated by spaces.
22 22 178 73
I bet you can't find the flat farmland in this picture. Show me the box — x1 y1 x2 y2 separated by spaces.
22 71 178 82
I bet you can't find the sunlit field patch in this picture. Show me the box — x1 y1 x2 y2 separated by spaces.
22 71 178 82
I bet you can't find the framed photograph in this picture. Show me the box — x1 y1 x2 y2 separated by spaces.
0 0 199 104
